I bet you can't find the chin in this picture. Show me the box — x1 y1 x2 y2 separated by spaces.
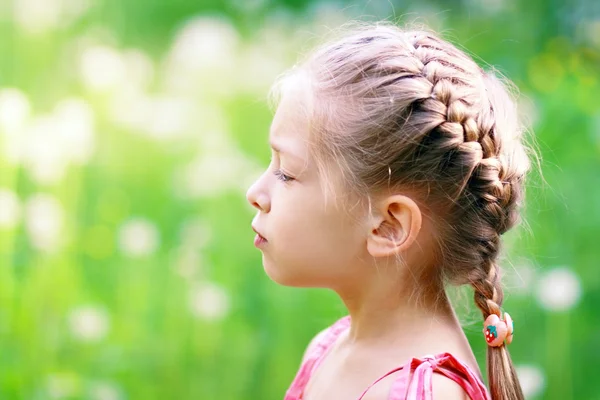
263 263 301 287
262 257 316 288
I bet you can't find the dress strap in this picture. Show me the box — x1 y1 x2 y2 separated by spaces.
388 352 491 400
284 316 351 400
356 365 409 400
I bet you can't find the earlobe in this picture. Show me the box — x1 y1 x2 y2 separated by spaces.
366 195 422 258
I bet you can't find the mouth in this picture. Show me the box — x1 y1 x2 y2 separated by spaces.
252 225 268 247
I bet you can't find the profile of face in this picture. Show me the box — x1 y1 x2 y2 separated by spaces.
245 84 368 289
246 77 426 290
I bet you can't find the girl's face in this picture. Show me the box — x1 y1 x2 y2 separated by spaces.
246 88 367 288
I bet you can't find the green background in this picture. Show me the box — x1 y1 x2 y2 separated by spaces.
0 0 598 399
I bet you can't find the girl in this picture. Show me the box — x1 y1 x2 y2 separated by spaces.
246 21 532 400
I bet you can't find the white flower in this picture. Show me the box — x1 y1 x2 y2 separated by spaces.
14 0 62 35
87 380 124 400
24 194 64 252
503 258 538 295
117 218 160 257
172 246 203 280
122 49 155 89
137 96 194 140
169 16 239 70
53 98 96 164
45 372 80 399
189 282 230 321
180 217 212 249
111 92 193 141
106 49 155 128
179 153 238 198
109 85 146 128
176 150 260 199
68 305 110 343
236 43 287 94
21 115 68 184
61 0 93 25
172 219 211 279
163 16 239 96
14 0 91 35
0 88 31 135
18 98 95 184
0 189 21 229
536 267 582 311
195 109 232 152
515 364 545 398
79 45 127 92
0 88 31 164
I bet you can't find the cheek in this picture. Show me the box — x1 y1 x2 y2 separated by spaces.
265 195 363 286
273 195 339 254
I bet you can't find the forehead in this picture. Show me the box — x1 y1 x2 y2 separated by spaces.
269 83 312 155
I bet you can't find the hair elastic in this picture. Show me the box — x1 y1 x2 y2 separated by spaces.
483 312 514 347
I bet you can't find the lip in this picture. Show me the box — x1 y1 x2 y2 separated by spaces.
252 225 268 248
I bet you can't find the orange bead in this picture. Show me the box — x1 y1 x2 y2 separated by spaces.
483 314 508 347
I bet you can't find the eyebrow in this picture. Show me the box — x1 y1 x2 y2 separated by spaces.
269 139 302 160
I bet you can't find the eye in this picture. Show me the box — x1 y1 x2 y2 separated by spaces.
274 169 295 183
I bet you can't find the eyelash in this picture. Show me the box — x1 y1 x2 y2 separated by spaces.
274 169 294 183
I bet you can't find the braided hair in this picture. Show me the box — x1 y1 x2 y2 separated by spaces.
271 22 532 400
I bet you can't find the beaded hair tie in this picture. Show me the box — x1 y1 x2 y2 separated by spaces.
483 312 514 347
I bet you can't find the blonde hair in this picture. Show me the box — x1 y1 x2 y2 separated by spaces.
270 21 536 400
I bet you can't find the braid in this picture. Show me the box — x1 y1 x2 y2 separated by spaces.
473 258 503 318
405 33 527 400
402 33 523 239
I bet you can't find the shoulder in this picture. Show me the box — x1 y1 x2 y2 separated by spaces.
301 327 329 363
301 316 350 363
363 372 471 400
430 372 472 400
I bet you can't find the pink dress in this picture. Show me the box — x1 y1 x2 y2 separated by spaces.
284 316 491 400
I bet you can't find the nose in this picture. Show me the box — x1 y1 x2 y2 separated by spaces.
246 173 270 213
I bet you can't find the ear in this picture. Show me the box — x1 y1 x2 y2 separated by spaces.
366 195 423 258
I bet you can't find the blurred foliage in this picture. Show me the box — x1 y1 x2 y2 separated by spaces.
0 0 599 399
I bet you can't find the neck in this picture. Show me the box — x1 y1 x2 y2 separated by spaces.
334 270 457 346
